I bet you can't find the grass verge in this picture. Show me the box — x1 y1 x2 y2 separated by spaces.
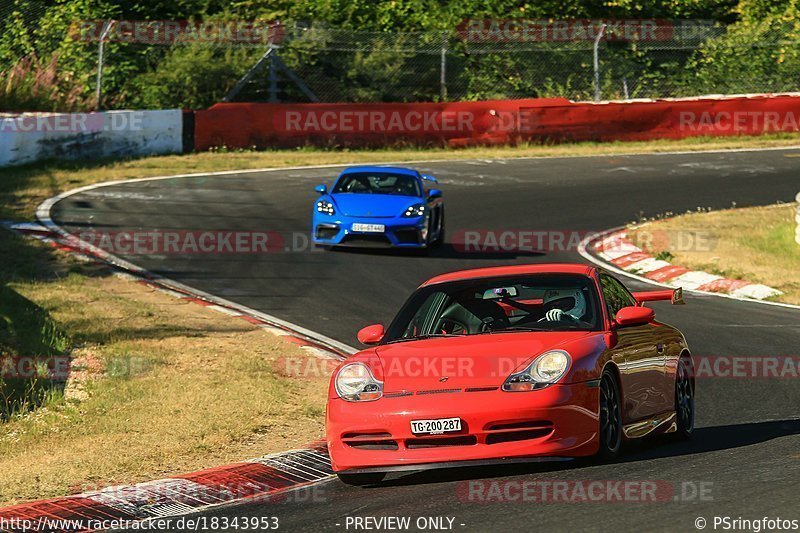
1 133 799 505
0 244 332 505
628 203 800 304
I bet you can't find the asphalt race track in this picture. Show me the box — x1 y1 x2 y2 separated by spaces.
50 149 800 532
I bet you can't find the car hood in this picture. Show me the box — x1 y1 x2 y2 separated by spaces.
374 331 597 391
331 193 420 218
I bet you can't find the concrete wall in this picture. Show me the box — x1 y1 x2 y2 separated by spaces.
0 109 183 167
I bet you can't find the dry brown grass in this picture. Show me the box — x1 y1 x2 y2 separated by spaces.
628 203 800 304
0 250 332 506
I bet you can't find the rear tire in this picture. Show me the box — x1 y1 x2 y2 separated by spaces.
337 472 386 486
597 368 622 460
674 357 695 440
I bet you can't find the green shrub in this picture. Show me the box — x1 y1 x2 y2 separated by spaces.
126 44 259 109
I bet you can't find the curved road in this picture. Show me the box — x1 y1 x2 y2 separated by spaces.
50 149 800 532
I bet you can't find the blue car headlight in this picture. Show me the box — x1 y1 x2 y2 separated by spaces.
402 203 426 218
316 200 335 216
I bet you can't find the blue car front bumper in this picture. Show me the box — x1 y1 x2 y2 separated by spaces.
312 215 428 248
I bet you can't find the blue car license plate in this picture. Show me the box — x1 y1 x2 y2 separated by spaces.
352 223 385 233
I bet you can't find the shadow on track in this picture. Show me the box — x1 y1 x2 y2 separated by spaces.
367 419 800 488
327 243 546 260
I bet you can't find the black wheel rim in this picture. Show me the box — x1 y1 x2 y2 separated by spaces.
599 374 621 451
676 362 694 432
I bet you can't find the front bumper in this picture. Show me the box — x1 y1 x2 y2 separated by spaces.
327 382 600 473
312 215 427 248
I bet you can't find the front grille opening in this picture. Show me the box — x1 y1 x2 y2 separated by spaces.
341 234 391 246
415 388 461 395
394 229 421 244
464 386 498 393
485 428 553 445
405 435 477 449
485 420 553 432
342 432 398 451
342 432 392 439
346 440 399 450
315 225 339 239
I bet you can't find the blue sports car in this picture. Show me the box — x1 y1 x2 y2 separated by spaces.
312 166 445 249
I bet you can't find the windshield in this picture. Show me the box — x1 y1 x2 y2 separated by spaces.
383 274 602 343
332 172 422 197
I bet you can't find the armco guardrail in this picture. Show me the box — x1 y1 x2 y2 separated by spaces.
194 94 800 151
0 109 184 167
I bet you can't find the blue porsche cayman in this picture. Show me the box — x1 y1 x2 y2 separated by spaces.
312 166 445 249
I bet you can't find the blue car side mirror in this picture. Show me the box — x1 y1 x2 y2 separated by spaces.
315 184 327 194
427 188 442 199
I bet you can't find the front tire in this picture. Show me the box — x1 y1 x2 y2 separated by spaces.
597 368 622 459
337 472 386 486
674 357 695 439
431 209 445 248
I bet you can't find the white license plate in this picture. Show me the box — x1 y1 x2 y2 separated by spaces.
410 417 462 435
352 223 385 233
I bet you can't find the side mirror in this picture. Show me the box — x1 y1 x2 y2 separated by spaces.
615 306 655 327
315 184 327 194
427 188 442 200
357 324 385 345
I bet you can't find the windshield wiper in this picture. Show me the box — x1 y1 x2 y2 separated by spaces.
386 333 466 344
476 326 551 334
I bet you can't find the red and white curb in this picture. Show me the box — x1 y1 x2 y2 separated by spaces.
0 442 334 532
0 221 348 530
586 228 783 301
1 221 352 363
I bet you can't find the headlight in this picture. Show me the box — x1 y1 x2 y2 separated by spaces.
316 200 335 216
502 350 571 392
402 203 426 217
335 362 383 401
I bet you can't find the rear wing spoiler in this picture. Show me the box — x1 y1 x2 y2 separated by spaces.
632 288 685 305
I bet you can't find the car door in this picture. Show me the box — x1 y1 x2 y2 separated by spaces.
599 273 669 425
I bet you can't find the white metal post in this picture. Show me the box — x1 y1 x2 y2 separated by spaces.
593 24 607 102
95 20 114 110
440 32 447 101
795 192 800 245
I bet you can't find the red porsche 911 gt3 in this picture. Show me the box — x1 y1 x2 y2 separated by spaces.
326 263 694 486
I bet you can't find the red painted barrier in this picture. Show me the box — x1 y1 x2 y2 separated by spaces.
194 94 800 151
194 99 569 150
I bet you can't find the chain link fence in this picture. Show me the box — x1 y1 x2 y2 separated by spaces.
142 20 800 105
248 22 729 103
4 16 800 109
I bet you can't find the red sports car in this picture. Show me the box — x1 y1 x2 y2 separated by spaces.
326 263 694 485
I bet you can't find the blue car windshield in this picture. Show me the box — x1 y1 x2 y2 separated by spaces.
333 172 422 197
